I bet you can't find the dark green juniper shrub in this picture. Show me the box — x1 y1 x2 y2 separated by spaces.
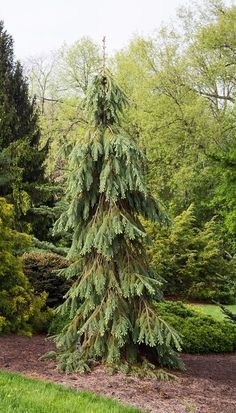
23 252 70 307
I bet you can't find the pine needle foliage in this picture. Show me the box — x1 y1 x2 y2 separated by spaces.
53 68 181 372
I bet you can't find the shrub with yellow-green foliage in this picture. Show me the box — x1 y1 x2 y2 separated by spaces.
146 204 236 303
0 197 49 334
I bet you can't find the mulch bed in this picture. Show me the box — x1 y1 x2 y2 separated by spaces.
0 335 235 413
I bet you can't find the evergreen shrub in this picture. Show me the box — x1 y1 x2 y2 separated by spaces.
0 197 32 334
146 205 236 304
29 292 54 333
0 197 53 335
48 310 71 335
0 316 8 333
23 252 70 307
154 301 236 353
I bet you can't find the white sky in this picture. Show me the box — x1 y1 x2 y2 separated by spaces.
0 0 233 59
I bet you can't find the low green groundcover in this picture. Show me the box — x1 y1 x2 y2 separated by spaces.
0 371 144 413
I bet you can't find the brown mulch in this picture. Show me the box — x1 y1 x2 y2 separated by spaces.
0 335 235 413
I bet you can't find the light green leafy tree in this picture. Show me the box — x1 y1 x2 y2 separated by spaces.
26 38 102 178
114 1 236 233
58 37 102 96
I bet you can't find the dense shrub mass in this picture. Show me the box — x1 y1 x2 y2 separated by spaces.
0 197 31 334
48 310 71 335
146 205 236 304
29 292 53 334
23 252 70 307
154 301 236 354
0 198 50 334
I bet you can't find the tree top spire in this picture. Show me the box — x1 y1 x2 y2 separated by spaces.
102 36 106 71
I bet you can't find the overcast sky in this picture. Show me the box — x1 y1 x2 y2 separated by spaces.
0 0 233 59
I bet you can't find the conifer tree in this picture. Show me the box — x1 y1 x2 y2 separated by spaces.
0 21 54 239
54 66 181 373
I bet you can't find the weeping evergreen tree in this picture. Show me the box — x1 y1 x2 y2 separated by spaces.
54 67 181 374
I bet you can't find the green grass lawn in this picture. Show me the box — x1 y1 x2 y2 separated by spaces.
0 371 144 413
190 304 236 321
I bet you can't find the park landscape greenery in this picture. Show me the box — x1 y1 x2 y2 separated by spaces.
0 0 236 385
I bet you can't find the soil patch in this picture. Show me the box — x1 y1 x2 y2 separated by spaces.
0 335 235 413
